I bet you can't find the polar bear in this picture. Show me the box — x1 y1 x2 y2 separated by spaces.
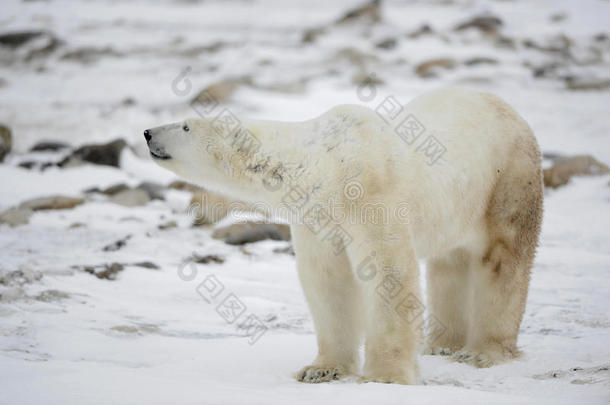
144 87 543 385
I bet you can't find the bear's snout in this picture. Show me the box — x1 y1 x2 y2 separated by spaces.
143 128 172 160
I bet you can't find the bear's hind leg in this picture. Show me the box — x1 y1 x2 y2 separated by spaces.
453 145 542 368
292 225 364 383
424 248 470 356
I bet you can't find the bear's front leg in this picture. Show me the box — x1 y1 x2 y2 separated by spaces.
291 225 364 383
346 225 422 385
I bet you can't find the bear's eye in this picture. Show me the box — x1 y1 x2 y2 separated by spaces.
183 124 190 132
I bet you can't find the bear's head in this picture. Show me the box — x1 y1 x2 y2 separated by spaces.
143 118 264 197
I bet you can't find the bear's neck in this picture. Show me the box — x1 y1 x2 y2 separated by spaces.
211 118 320 213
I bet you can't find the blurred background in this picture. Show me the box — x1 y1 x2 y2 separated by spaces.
0 1 609 404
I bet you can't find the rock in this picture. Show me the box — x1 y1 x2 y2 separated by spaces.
494 36 516 49
212 221 291 245
0 124 11 163
19 195 85 211
302 27 326 44
407 24 434 39
81 263 124 280
102 235 131 252
550 12 568 23
463 57 499 66
158 220 177 230
0 31 62 61
594 33 608 42
59 139 127 168
335 0 381 25
190 254 225 264
0 207 32 227
36 289 70 302
375 37 397 50
523 35 571 55
543 155 610 188
191 77 251 104
415 58 456 78
136 182 165 200
565 77 610 91
335 47 377 66
351 71 384 86
0 30 45 48
29 140 70 152
60 46 122 64
273 245 295 255
17 160 55 171
454 14 503 34
132 262 160 270
0 269 43 286
109 188 151 207
99 183 130 195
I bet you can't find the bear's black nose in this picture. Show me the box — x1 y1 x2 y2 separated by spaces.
144 129 151 144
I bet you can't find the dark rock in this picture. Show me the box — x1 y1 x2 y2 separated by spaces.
59 139 127 168
29 140 70 152
19 195 85 211
565 76 610 91
273 245 295 255
0 31 63 61
60 46 122 64
136 181 165 200
523 35 571 55
550 12 567 23
120 97 136 106
454 14 503 34
132 261 160 270
335 0 381 25
302 27 326 44
375 37 397 50
494 36 516 49
415 58 456 78
102 235 132 252
81 263 124 280
213 221 291 245
191 254 225 264
0 30 45 48
17 160 56 171
407 24 434 39
543 155 610 188
158 220 177 230
0 124 11 163
18 161 37 170
594 33 608 42
464 57 499 66
530 61 561 79
100 183 130 196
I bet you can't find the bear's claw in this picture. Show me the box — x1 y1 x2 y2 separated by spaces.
296 365 345 383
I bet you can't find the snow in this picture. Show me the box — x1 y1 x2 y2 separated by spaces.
1 0 610 404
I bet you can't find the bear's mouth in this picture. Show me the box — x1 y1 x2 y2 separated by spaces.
150 150 172 160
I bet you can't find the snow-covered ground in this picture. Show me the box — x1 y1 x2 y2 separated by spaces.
1 0 609 404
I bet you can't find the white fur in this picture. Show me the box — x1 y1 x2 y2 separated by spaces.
147 87 541 384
